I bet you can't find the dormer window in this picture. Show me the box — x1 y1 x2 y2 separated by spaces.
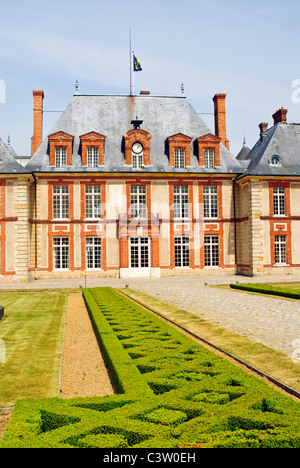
167 133 192 168
270 155 281 166
132 142 144 169
123 129 151 166
80 132 106 167
48 131 74 167
197 134 221 168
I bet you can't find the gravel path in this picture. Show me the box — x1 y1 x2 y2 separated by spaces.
59 292 116 399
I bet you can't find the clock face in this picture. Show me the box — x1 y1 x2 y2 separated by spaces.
132 142 143 154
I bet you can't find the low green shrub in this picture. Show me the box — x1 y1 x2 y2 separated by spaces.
230 283 300 299
2 287 300 449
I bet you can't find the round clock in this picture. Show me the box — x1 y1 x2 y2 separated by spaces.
132 142 143 154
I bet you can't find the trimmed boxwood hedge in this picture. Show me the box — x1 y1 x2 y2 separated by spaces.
1 287 300 449
230 283 300 299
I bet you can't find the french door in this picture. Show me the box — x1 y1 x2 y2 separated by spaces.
129 237 150 276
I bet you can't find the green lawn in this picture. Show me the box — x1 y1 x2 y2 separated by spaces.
0 292 68 407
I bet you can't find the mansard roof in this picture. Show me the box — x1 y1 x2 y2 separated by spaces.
239 122 300 178
26 93 243 174
0 138 29 173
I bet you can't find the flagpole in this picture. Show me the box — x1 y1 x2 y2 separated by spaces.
129 29 134 96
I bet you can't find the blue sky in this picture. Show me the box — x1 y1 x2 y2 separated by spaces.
0 0 299 157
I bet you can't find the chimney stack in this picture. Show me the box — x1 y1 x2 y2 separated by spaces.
31 90 44 156
272 107 287 126
259 122 268 134
213 93 230 150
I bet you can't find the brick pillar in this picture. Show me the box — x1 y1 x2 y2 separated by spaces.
31 90 44 156
213 94 230 150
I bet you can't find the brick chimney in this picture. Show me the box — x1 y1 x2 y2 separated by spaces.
259 122 268 134
213 93 230 150
272 107 287 125
31 90 44 156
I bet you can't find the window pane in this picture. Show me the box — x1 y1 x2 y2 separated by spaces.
175 236 190 267
85 185 101 218
174 148 185 168
204 149 215 169
273 187 285 215
53 185 69 219
130 186 146 219
87 147 99 168
86 237 101 269
204 235 219 267
203 186 218 218
55 147 67 168
174 185 189 218
275 235 287 264
53 237 69 269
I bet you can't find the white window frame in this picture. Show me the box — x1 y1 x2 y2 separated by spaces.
273 187 285 216
204 235 219 267
203 186 218 219
87 147 99 168
130 185 147 219
174 236 190 268
53 237 69 270
174 185 189 219
53 185 69 220
86 237 102 269
204 149 215 169
85 185 101 219
130 237 150 268
274 235 287 265
55 147 67 168
174 148 185 169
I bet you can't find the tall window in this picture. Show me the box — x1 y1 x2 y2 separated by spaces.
204 149 215 169
130 185 147 219
55 147 67 168
85 185 101 219
86 237 102 269
275 235 287 265
203 186 218 218
130 237 149 268
174 185 189 219
174 148 185 169
273 187 285 215
53 185 69 219
132 142 144 169
175 236 190 267
204 235 219 267
87 147 99 168
53 238 69 269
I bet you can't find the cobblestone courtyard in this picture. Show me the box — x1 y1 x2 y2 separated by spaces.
1 274 300 359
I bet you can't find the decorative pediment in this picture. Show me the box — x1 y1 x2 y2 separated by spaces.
197 133 221 167
48 131 74 166
80 132 106 166
167 133 192 167
123 129 152 166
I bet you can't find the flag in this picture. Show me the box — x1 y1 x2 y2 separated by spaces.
133 54 142 72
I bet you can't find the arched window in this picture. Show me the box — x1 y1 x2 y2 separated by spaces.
270 155 281 166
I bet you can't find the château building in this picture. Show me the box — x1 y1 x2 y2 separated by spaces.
0 87 299 282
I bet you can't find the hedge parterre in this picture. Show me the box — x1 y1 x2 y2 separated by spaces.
1 287 300 448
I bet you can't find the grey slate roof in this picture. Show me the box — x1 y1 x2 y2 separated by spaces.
26 93 243 174
0 138 29 173
236 138 251 161
238 123 300 178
